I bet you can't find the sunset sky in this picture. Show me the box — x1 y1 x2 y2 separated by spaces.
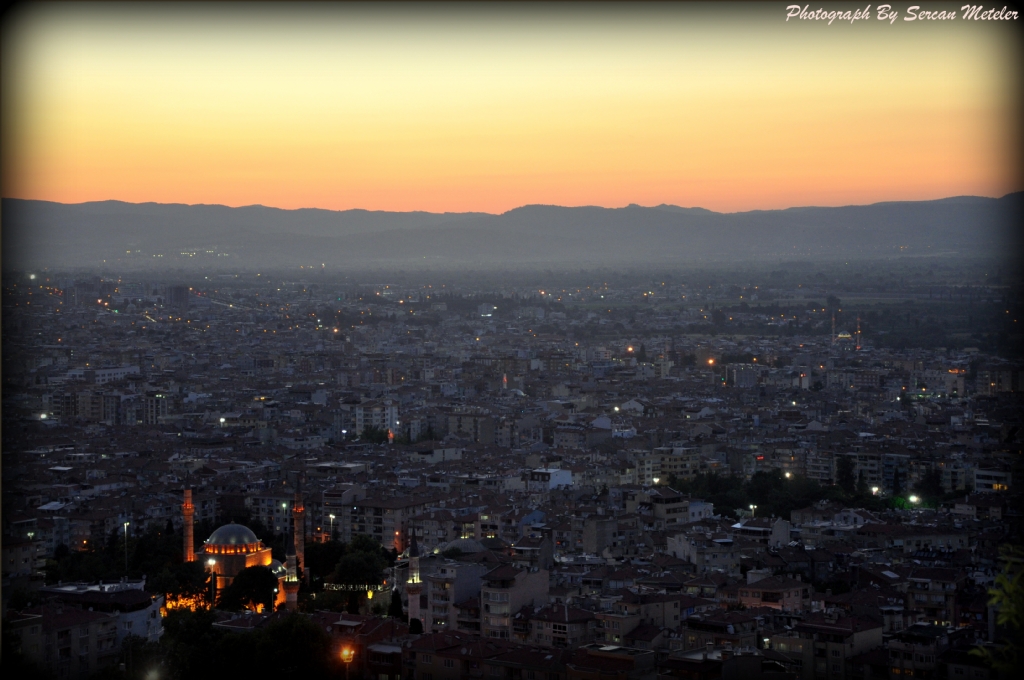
1 2 1020 214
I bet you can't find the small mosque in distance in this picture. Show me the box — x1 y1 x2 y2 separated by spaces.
180 483 309 612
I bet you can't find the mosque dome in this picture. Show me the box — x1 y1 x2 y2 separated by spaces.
269 559 288 578
437 538 485 555
207 523 259 545
204 523 262 554
479 537 509 551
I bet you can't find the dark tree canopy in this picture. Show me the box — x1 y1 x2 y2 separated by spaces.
217 566 278 612
359 426 390 444
332 551 385 587
149 561 210 604
974 545 1024 673
913 469 945 506
836 456 856 495
388 589 404 619
160 610 336 680
667 468 886 520
305 540 346 579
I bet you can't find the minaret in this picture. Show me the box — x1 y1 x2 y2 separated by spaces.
282 529 300 612
182 486 195 563
292 479 307 583
406 530 423 630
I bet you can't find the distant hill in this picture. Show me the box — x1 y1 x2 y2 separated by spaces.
3 193 1020 270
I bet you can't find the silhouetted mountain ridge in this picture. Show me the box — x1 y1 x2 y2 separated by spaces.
3 193 1019 270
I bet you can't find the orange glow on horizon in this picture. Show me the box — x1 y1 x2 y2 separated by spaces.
1 4 1019 213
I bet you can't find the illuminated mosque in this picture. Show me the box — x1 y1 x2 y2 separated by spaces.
181 485 308 611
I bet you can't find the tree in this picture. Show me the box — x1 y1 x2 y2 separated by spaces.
45 543 118 585
304 540 346 580
892 468 903 497
360 426 390 444
856 470 869 497
2 626 52 680
973 545 1024 673
113 634 164 680
251 612 334 678
149 561 210 607
301 589 347 613
408 617 424 634
913 469 945 506
349 534 384 556
836 456 856 496
387 589 404 619
217 566 278 612
161 609 219 679
332 551 385 587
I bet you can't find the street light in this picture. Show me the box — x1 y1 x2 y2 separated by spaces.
909 495 920 504
871 487 879 495
329 514 335 540
749 504 757 519
341 647 354 680
123 522 130 574
784 472 792 479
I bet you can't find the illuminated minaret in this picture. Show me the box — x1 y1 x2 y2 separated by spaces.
282 529 300 611
292 480 307 583
856 316 862 351
182 486 195 563
406 530 423 630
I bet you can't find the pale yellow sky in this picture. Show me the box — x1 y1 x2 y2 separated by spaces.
2 2 1019 212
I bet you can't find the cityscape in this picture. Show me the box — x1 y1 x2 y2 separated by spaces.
1 3 1022 680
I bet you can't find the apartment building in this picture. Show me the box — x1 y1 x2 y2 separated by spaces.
351 495 439 550
6 604 121 679
527 605 598 649
425 560 491 633
770 611 883 680
480 566 549 640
